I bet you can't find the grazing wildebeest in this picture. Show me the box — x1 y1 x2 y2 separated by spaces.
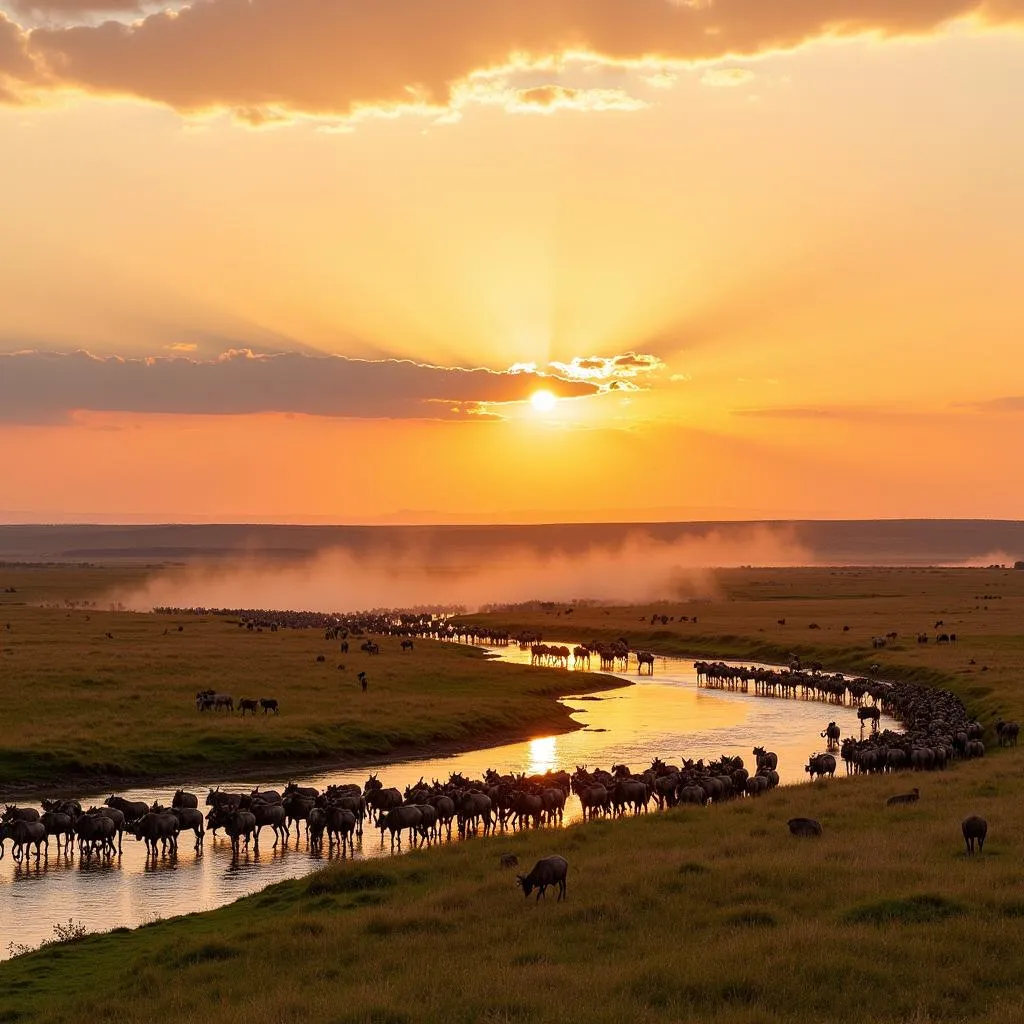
821 722 841 751
788 817 823 838
886 788 920 807
401 639 414 652
636 651 655 675
239 698 259 716
962 815 988 854
517 856 568 902
172 790 199 810
260 698 279 715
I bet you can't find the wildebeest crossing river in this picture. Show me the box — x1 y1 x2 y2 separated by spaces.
0 648 894 958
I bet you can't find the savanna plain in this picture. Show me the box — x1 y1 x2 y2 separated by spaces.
2 563 1024 1023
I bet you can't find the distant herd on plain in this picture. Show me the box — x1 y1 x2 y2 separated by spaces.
1 605 1014 871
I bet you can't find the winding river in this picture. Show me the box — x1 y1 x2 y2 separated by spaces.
0 648 893 957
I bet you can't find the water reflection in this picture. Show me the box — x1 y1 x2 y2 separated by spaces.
527 736 557 775
0 648 895 958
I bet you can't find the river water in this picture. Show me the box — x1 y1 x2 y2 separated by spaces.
0 648 891 957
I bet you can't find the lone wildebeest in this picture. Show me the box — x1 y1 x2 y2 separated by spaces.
886 788 920 807
788 817 823 838
260 698 279 715
962 815 988 854
359 672 367 692
517 856 568 902
821 722 841 751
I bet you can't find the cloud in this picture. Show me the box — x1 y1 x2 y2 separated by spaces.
2 1 1023 119
9 0 139 15
550 351 665 383
0 349 600 423
700 67 756 87
507 84 646 114
960 396 1024 412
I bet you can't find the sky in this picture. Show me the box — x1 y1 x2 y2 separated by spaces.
1 1 1023 523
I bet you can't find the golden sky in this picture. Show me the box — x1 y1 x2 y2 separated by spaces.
1 1 1023 522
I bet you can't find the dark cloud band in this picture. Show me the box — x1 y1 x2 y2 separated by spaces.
0 349 598 422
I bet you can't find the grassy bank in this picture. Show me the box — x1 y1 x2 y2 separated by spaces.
475 566 1024 723
2 753 1022 1023
0 566 621 795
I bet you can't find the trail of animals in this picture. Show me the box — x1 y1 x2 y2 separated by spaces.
1 650 1008 870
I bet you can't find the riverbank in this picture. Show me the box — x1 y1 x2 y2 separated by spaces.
473 566 1024 724
0 571 627 798
2 752 1019 1024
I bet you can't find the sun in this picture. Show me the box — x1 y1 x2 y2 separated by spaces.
530 389 558 413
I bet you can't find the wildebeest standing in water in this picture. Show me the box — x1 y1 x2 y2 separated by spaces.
517 855 568 902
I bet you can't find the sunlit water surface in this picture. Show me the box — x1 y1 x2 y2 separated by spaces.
0 647 893 956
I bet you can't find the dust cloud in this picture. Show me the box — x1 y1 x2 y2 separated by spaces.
110 526 814 614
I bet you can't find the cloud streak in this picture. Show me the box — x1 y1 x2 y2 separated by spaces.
0 349 600 423
1 1 1022 120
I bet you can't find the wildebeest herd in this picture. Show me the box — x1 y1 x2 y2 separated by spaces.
1 642 1009 872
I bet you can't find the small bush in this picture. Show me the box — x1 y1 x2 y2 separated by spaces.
173 942 240 967
307 869 395 896
51 919 88 943
843 895 963 926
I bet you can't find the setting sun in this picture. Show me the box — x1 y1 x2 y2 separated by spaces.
531 390 558 414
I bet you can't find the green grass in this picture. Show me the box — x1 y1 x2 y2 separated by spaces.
0 566 622 793
2 756 1023 1023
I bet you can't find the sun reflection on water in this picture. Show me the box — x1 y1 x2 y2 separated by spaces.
527 735 557 775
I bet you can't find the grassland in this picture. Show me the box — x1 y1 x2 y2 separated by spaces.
3 563 1024 1023
0 565 621 794
2 754 1023 1024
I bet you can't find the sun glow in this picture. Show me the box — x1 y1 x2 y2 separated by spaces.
531 389 558 413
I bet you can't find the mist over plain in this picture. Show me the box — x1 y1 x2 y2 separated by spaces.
111 526 812 614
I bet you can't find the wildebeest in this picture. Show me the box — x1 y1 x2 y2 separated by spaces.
962 815 988 854
251 801 289 849
821 722 841 751
2 805 40 825
326 806 357 850
401 639 414 652
0 820 48 861
636 651 655 675
995 719 1020 747
787 817 823 838
170 807 205 850
131 812 180 856
106 795 149 825
500 853 519 869
40 811 74 854
804 753 836 781
209 809 257 856
172 790 199 810
517 855 568 902
378 805 423 849
752 747 778 772
886 787 920 807
260 698 279 715
238 698 259 716
858 705 881 736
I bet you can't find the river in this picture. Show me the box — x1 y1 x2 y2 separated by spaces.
0 648 892 957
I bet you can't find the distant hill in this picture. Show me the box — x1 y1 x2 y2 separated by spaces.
0 520 1021 567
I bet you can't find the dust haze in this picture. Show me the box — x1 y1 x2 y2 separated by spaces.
110 526 813 614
